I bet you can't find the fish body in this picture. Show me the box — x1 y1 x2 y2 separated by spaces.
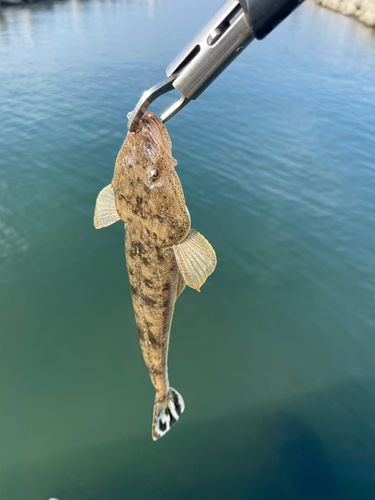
94 113 216 440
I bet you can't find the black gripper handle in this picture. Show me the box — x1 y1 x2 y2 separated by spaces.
239 0 305 40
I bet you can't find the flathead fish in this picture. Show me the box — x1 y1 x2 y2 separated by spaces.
94 112 216 440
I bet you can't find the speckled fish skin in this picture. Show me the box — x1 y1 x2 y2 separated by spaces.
94 112 216 440
112 113 190 436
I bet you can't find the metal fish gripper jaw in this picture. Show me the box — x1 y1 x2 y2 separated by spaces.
127 0 254 132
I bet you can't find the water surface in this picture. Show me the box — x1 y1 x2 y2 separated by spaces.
1 1 375 498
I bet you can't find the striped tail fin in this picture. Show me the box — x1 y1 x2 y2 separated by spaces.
152 387 185 441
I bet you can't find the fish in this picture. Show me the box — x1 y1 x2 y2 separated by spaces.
94 112 216 440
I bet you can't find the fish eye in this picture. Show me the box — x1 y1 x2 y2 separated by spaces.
147 168 159 180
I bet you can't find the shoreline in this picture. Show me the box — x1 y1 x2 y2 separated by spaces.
314 0 375 27
0 0 43 4
1 0 374 30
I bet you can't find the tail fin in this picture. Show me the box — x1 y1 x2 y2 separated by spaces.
152 387 185 441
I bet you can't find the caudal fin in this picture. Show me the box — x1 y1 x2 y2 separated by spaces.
152 387 185 441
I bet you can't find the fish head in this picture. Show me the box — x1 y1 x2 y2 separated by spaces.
113 112 190 247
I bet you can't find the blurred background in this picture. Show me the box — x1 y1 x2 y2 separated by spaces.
1 0 375 498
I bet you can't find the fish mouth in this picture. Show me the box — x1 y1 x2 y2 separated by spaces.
143 113 172 156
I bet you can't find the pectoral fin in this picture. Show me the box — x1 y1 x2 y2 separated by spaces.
173 229 216 292
94 184 120 229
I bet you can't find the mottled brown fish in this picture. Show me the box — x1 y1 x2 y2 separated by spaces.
94 112 216 440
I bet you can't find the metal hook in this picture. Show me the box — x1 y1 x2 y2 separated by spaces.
127 74 190 132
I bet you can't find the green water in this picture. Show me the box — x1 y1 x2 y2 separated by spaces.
1 0 375 498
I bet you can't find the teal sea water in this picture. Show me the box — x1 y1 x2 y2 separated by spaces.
1 0 375 498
